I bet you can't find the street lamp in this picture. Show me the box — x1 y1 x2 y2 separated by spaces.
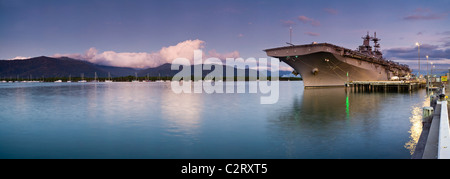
416 42 421 79
431 62 434 82
426 55 429 77
426 55 429 89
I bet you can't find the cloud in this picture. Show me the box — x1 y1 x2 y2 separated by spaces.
206 49 240 60
282 15 320 28
403 8 447 20
384 44 443 59
52 39 240 68
414 8 431 13
297 16 311 22
278 65 294 71
158 39 205 64
383 44 450 70
437 31 450 36
94 50 164 69
438 37 450 47
9 56 31 60
297 15 320 26
324 8 338 15
305 32 320 37
280 20 296 27
403 14 446 20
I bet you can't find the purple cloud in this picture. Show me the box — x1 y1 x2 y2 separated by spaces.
52 39 240 68
404 14 446 20
414 8 431 13
403 8 447 20
281 20 296 27
437 31 450 36
383 42 450 70
438 37 450 47
305 32 320 37
297 15 320 27
384 43 448 59
324 8 338 15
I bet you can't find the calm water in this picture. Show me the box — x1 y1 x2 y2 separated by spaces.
0 81 428 159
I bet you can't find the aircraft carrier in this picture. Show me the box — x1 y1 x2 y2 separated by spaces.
264 32 411 87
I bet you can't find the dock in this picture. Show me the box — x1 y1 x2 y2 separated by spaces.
412 86 450 159
345 81 425 92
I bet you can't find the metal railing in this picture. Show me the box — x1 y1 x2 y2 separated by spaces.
438 87 450 159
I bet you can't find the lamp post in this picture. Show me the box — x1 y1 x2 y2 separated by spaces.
416 42 421 79
426 55 429 91
426 55 429 78
289 26 292 44
431 62 434 84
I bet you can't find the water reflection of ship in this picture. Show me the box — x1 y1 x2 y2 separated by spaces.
271 87 386 133
267 86 399 158
302 87 385 120
268 83 428 158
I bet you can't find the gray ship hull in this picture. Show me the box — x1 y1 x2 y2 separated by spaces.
265 43 410 87
282 52 390 87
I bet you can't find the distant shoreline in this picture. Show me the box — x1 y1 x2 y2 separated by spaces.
1 76 302 82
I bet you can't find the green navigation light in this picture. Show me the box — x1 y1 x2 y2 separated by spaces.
346 95 350 120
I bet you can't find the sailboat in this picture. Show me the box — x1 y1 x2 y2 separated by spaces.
54 79 62 83
67 74 72 83
78 73 87 83
132 72 140 82
204 76 213 83
105 72 113 82
91 72 98 82
142 73 150 82
14 75 20 83
156 73 164 82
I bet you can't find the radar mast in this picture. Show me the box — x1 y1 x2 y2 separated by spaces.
372 32 382 58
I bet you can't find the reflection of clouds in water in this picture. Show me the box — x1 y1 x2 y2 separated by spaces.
160 88 202 136
13 87 27 115
86 84 98 117
404 95 430 155
85 83 166 124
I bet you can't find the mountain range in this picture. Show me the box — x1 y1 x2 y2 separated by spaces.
0 56 294 79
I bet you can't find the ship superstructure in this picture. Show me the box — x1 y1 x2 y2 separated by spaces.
264 32 411 87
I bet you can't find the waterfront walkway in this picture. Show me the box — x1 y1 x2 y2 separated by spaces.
412 85 450 159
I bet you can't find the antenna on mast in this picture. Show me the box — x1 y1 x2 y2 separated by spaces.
372 32 380 50
290 26 292 44
286 26 294 46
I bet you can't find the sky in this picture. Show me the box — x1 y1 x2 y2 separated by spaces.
1 0 450 70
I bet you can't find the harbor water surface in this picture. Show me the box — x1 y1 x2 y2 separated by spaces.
0 81 428 158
